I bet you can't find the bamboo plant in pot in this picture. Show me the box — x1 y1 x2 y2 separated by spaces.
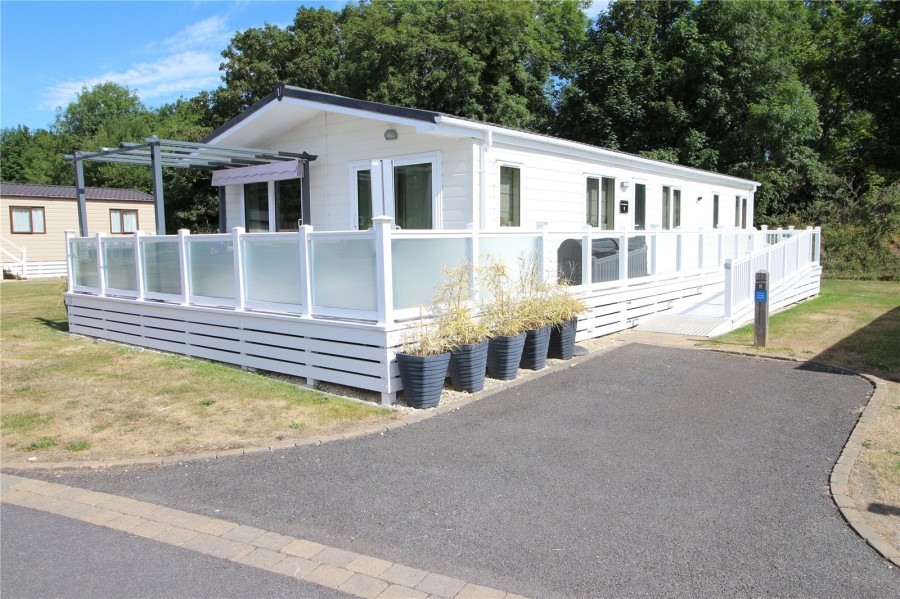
395 314 451 409
545 284 588 360
434 263 490 393
515 252 555 371
481 258 527 380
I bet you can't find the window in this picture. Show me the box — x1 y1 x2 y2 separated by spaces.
586 178 599 227
500 166 520 227
601 177 615 230
741 196 748 229
662 186 671 230
275 178 302 231
110 209 138 234
735 196 741 227
713 194 720 228
673 189 681 228
355 169 373 230
634 184 646 230
244 182 269 232
351 153 440 230
394 162 433 230
10 206 45 234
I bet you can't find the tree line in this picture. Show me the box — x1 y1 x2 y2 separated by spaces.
2 0 897 278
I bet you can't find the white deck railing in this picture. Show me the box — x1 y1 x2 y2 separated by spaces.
1 233 27 278
723 226 821 320
65 221 813 327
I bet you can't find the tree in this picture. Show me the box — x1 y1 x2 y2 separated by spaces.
205 0 588 132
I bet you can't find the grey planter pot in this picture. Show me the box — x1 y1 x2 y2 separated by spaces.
548 318 578 360
520 325 552 370
487 333 526 380
396 352 450 409
448 339 489 393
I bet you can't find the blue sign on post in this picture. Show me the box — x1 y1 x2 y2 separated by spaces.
755 289 767 302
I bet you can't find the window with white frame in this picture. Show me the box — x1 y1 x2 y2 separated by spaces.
662 186 672 229
10 206 45 234
500 165 520 227
735 196 741 227
586 177 599 227
110 209 138 234
349 153 440 230
713 194 720 228
673 189 681 228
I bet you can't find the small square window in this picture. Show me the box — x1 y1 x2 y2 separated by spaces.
110 209 138 234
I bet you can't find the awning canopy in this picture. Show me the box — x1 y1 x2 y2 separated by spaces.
65 137 317 235
210 160 304 186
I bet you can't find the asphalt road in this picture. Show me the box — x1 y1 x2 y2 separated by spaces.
12 344 900 597
0 503 352 598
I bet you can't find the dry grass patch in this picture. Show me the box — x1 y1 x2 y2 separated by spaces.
1 280 399 463
704 279 899 376
850 381 900 552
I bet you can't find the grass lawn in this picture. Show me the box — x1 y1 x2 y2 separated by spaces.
1 280 398 463
705 279 899 377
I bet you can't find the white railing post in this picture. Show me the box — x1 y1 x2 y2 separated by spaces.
373 216 394 326
717 226 724 266
675 228 683 274
299 225 313 318
723 259 734 318
760 225 768 250
231 227 246 311
95 232 106 296
619 232 628 282
178 229 191 306
814 227 822 264
20 247 27 279
536 221 549 283
581 225 592 286
134 231 145 301
697 228 704 271
649 225 658 277
64 230 75 292
467 223 480 299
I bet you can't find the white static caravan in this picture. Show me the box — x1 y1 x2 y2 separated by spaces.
205 86 757 235
63 86 821 403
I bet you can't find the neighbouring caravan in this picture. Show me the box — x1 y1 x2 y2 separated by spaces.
1 183 155 278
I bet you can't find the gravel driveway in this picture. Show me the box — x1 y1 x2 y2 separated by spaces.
36 344 900 597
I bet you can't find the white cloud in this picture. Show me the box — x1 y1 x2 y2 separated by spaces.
161 15 231 53
41 16 231 111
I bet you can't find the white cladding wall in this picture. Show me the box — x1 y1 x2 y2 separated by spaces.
483 141 755 231
225 112 477 231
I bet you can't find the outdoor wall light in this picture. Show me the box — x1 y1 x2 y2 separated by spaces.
384 129 399 141
620 181 630 191
697 196 703 202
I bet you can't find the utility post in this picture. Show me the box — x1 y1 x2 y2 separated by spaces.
754 271 769 347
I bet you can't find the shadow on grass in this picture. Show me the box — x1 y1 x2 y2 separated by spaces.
797 307 899 382
866 502 900 517
35 317 69 333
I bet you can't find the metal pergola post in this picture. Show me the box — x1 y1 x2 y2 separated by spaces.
149 138 166 235
301 159 311 226
73 154 88 236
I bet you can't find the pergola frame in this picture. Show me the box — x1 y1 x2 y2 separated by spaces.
66 137 317 236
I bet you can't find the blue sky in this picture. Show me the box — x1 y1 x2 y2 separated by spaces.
1 1 608 132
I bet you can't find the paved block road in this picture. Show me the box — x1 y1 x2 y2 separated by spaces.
5 344 899 597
